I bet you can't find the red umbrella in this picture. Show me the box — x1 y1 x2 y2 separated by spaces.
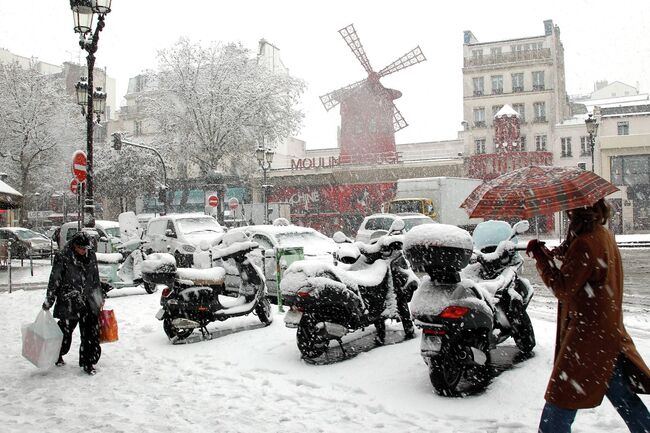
461 165 619 219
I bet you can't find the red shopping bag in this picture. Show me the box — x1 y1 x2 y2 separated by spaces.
99 309 118 343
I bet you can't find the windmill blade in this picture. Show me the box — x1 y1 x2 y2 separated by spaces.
378 46 426 78
319 79 366 111
339 24 374 75
392 103 408 132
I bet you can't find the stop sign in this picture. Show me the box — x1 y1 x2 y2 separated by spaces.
72 150 87 182
228 197 239 210
207 195 219 207
70 178 79 194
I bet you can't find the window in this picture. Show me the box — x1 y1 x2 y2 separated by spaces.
580 136 592 156
618 121 630 135
474 138 486 154
492 105 504 118
561 137 572 157
365 217 394 231
532 71 545 91
491 75 503 94
512 103 525 122
490 47 502 56
134 120 143 136
512 73 524 92
533 102 546 122
519 135 527 151
535 135 547 151
473 107 486 127
471 49 483 59
578 162 587 170
472 77 484 96
610 155 650 186
252 234 273 250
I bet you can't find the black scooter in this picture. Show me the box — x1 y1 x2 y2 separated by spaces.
145 232 273 342
405 220 534 396
282 219 419 358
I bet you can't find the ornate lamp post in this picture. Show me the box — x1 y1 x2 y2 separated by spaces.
585 113 599 172
69 0 112 227
255 144 274 224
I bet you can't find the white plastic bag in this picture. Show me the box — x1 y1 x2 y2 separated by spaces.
21 310 63 369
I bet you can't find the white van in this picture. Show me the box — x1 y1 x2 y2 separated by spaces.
145 213 224 267
58 220 121 253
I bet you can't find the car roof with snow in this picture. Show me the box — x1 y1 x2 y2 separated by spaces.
230 224 325 237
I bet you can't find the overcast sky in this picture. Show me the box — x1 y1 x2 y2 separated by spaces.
1 0 649 150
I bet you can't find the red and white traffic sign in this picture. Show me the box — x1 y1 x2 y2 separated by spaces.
228 197 239 210
70 178 80 194
207 195 219 207
72 150 87 182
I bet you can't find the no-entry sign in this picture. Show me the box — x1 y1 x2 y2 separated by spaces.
70 178 80 194
228 197 239 210
207 195 219 207
72 150 87 182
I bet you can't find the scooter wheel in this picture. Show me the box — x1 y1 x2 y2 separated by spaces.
163 318 193 341
255 297 273 326
296 314 328 358
514 311 536 354
428 356 465 397
144 281 157 294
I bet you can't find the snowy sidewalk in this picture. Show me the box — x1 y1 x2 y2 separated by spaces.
0 259 52 292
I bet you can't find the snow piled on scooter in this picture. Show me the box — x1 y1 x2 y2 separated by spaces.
403 224 472 250
410 277 492 318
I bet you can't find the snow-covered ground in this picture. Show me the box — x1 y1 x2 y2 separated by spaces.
1 288 649 433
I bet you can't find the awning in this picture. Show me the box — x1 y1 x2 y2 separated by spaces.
0 179 23 209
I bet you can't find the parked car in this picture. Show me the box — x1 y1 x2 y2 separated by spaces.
225 224 337 301
355 213 436 243
0 227 57 259
145 213 224 267
58 220 121 253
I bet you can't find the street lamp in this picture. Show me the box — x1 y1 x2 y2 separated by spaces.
585 113 599 172
255 144 274 224
69 0 113 227
111 133 168 215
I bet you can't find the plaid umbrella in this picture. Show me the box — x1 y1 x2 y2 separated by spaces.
461 165 619 219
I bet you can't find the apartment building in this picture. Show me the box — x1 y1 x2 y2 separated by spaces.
461 20 570 179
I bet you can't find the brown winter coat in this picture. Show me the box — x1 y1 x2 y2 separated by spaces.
535 224 650 409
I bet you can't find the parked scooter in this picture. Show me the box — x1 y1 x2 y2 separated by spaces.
405 220 534 396
146 231 273 342
282 219 419 358
97 238 157 294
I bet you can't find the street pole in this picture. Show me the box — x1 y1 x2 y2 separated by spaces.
263 166 268 225
590 133 595 173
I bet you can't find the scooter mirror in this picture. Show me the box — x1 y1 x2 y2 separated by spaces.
332 231 349 244
513 220 530 235
388 218 405 234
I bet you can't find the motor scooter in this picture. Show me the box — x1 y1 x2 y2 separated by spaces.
282 219 419 358
405 220 534 396
146 231 273 342
97 238 157 294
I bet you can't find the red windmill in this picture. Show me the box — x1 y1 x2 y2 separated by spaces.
320 24 426 165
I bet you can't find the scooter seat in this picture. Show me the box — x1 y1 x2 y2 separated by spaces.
176 267 226 285
96 252 124 264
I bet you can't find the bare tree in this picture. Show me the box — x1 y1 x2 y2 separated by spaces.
0 62 83 222
142 38 305 178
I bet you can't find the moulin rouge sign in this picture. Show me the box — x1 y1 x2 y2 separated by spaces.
290 153 400 170
290 156 341 170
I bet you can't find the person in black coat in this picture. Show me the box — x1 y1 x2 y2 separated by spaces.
42 231 105 375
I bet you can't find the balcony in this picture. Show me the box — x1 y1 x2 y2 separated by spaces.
533 84 546 91
473 121 487 128
464 48 552 68
512 86 524 93
491 88 504 95
473 90 484 96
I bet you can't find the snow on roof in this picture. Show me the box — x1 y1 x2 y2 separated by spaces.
494 104 519 118
0 179 22 197
231 224 319 237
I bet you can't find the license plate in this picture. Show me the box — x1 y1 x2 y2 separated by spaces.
421 335 442 353
155 308 165 320
284 310 303 328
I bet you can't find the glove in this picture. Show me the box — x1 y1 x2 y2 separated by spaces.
42 301 51 311
526 239 550 261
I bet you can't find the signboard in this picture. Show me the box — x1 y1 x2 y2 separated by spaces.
228 197 239 210
207 195 219 207
70 178 80 194
72 150 87 182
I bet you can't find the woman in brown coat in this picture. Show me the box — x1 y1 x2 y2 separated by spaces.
527 199 650 432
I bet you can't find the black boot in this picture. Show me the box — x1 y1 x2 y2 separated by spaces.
83 364 96 375
55 356 65 366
